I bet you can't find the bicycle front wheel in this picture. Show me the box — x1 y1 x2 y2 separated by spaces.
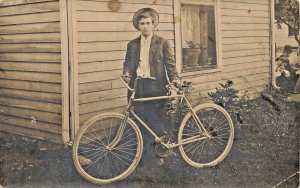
178 103 234 168
72 113 143 185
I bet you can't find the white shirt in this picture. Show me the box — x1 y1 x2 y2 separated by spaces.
137 33 153 77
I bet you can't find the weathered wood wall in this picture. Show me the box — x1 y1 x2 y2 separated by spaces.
75 0 175 124
75 0 271 126
0 0 63 142
187 0 270 99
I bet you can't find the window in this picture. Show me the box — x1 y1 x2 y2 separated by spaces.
174 0 221 74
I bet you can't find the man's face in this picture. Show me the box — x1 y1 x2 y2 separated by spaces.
138 17 154 37
283 52 291 57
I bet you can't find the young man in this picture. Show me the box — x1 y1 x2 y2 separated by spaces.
123 8 179 99
122 8 180 165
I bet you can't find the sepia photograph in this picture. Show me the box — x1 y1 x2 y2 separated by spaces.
0 0 299 187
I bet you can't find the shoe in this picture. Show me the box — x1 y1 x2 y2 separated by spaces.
156 158 164 166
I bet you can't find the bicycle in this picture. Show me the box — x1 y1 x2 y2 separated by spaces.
72 76 234 185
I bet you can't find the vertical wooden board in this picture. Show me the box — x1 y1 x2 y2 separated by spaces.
60 0 70 144
68 0 80 139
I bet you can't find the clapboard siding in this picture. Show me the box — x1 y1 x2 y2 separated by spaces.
78 31 174 42
0 0 62 141
0 1 59 16
0 114 61 134
77 1 173 13
0 33 61 43
0 88 61 103
76 0 176 126
77 22 174 32
0 62 61 72
0 43 61 53
79 0 173 6
0 53 61 62
79 60 123 73
0 12 60 26
0 80 61 93
0 22 60 34
0 0 55 7
73 0 271 135
0 123 62 143
0 104 62 124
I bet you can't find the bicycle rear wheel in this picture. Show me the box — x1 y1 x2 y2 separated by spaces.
178 103 234 168
72 113 143 185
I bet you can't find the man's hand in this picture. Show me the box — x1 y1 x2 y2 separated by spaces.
171 79 182 87
121 72 131 84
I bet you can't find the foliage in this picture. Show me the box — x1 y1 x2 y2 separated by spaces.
165 80 193 118
208 80 241 109
274 0 300 47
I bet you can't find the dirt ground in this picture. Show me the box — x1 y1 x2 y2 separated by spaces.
0 90 299 188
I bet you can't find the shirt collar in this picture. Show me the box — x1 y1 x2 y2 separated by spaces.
141 33 153 43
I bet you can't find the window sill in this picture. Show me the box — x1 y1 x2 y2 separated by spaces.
179 66 222 78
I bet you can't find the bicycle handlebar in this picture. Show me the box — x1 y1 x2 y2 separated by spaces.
120 75 134 92
120 75 157 92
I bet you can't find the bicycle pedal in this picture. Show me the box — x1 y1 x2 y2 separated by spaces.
78 155 92 165
156 158 165 166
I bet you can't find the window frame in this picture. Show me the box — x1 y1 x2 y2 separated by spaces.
174 0 222 77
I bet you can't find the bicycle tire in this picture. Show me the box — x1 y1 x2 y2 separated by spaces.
178 103 234 168
72 112 143 185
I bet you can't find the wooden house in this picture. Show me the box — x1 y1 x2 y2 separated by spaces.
0 0 274 144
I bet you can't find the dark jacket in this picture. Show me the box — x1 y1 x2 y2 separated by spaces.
123 34 179 97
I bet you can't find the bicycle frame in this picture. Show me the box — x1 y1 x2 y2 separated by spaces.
108 77 211 150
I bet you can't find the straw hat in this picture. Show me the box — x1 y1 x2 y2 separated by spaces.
132 8 159 30
283 45 293 54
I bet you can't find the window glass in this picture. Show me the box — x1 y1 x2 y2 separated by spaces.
181 4 217 72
